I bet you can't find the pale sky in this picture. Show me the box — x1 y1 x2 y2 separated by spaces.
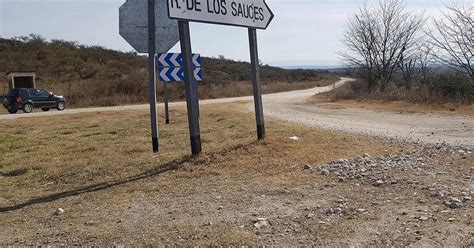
0 0 446 66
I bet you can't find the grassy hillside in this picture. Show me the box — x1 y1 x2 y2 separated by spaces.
0 35 337 107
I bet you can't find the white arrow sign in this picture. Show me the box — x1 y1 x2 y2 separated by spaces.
120 0 179 53
167 0 274 29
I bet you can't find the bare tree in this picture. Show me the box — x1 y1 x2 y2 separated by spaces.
397 53 419 90
417 43 436 82
396 42 435 89
427 2 473 80
342 0 425 91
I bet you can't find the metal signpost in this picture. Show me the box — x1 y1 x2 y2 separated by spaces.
249 28 265 139
179 21 202 155
147 0 159 152
167 0 274 155
156 53 203 124
120 0 179 153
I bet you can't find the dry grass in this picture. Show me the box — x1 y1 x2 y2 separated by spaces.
313 80 474 115
0 104 410 245
313 95 474 115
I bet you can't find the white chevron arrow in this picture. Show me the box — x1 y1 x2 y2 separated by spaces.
170 53 181 67
194 68 202 81
159 67 170 81
192 54 201 67
158 54 168 67
171 68 181 80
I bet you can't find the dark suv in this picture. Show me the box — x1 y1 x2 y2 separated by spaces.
2 88 66 114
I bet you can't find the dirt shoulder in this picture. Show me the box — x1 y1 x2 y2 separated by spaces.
311 95 474 116
0 104 472 246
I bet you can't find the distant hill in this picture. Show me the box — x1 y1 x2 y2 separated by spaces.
278 65 344 70
268 60 345 69
0 35 337 107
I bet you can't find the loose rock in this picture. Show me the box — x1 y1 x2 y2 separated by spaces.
53 208 64 216
374 180 385 187
419 216 430 221
253 218 270 229
327 207 343 215
446 201 462 209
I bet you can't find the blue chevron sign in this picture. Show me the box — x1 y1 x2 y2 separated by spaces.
156 52 202 82
156 53 201 68
159 67 203 82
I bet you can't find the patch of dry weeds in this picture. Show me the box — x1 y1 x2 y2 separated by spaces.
311 96 474 116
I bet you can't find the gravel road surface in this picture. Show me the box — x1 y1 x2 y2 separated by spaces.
263 78 473 147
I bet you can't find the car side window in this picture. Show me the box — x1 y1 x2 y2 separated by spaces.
38 90 50 97
29 89 39 97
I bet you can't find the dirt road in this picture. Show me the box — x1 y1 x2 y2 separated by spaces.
1 77 472 146
0 78 347 121
262 78 474 147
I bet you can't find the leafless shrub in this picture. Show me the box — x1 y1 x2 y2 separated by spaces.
396 42 435 90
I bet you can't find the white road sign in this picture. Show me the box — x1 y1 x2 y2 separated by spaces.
120 0 179 53
167 0 274 29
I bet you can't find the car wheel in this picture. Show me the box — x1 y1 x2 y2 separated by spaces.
41 108 50 112
57 101 66 111
7 109 18 114
23 103 33 113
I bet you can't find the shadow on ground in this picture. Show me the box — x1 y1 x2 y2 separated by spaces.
0 142 255 213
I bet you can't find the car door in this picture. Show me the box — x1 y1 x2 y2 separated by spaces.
29 89 43 107
37 89 56 108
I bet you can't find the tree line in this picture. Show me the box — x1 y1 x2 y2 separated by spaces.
341 0 473 101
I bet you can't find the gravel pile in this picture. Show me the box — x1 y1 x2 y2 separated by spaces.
305 144 472 186
305 152 428 185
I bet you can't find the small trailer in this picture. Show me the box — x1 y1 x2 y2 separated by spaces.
6 71 38 90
